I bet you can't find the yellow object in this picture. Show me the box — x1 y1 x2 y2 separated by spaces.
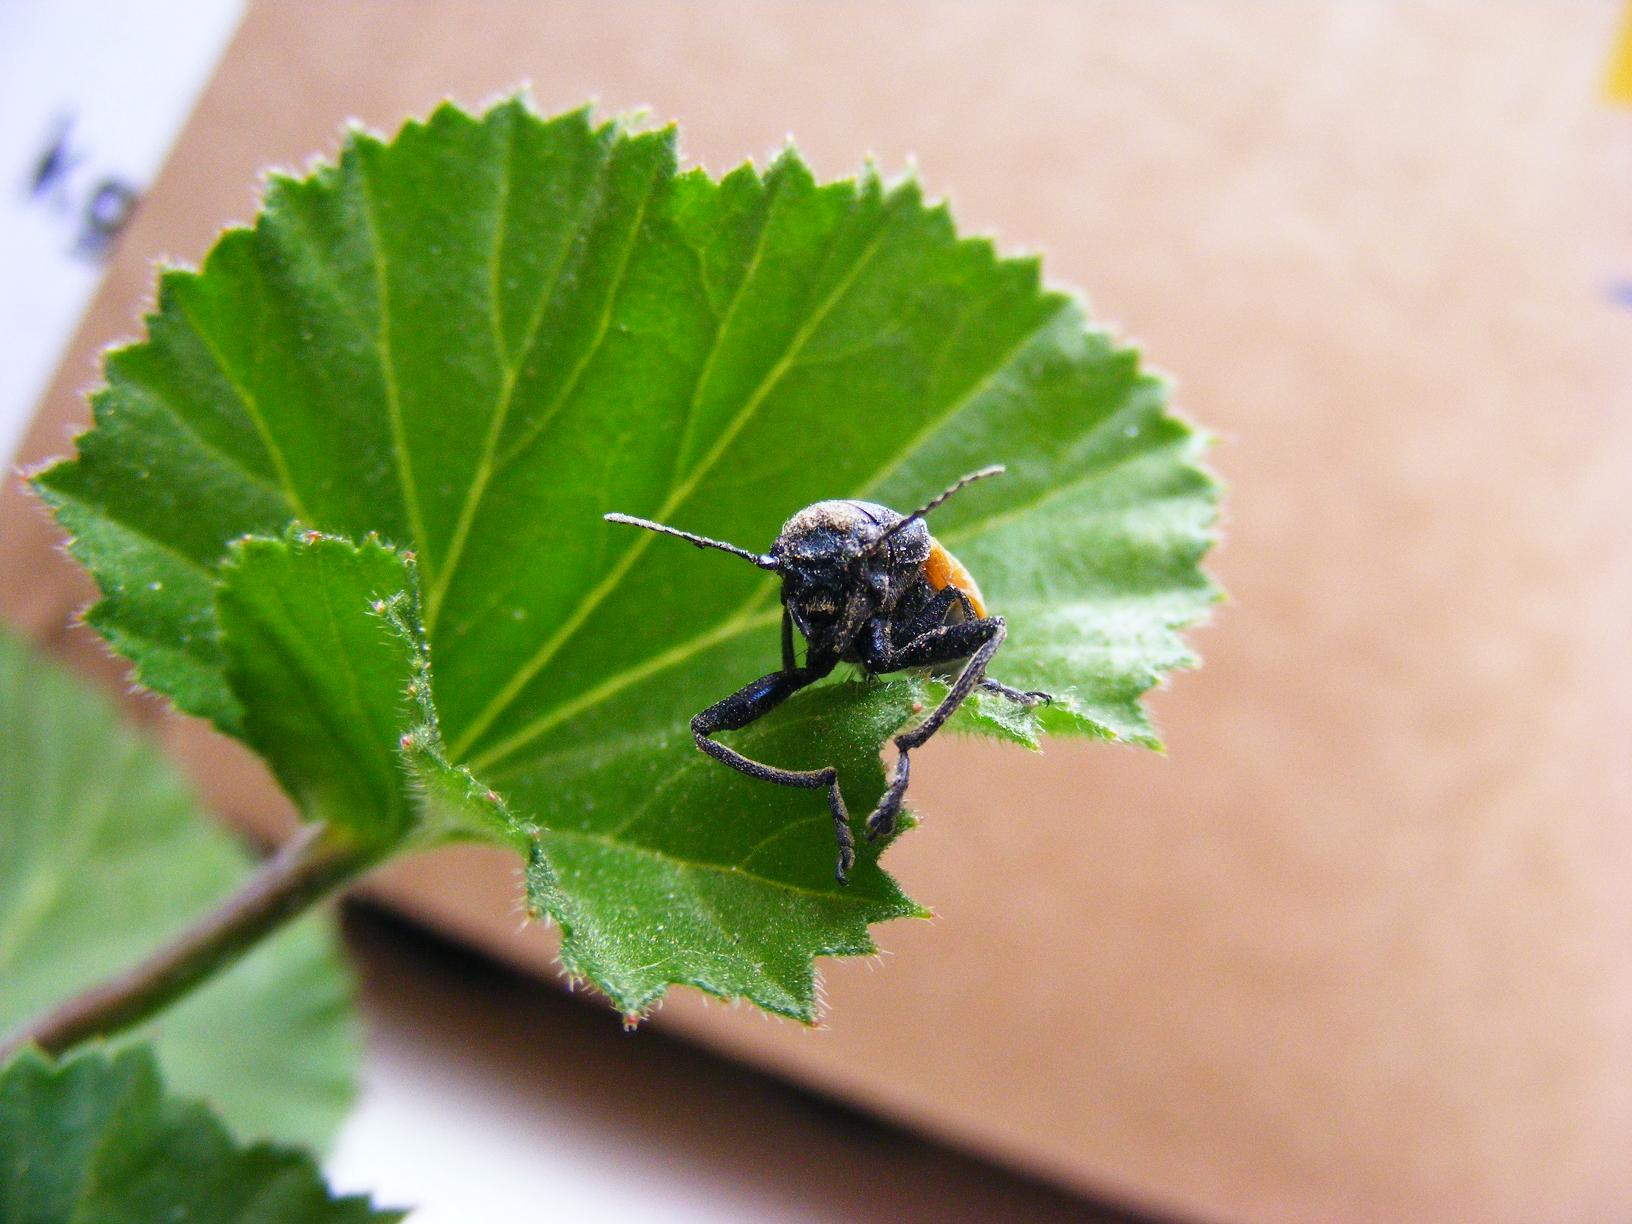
923 539 987 618
1607 0 1632 101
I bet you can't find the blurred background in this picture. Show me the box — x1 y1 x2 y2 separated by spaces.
3 3 1630 1221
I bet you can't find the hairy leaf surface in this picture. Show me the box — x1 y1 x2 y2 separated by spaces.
0 632 359 1148
33 98 1217 1019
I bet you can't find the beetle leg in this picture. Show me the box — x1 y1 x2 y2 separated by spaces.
779 601 798 671
892 593 1051 705
692 651 859 882
917 592 1051 705
978 677 1054 706
891 585 966 647
860 615 1008 841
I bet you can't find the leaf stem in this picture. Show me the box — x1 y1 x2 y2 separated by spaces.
0 823 376 1062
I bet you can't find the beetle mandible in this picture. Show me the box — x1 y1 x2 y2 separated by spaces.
605 465 1051 884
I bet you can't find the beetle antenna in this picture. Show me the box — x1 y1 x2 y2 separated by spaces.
604 513 779 569
870 465 1006 552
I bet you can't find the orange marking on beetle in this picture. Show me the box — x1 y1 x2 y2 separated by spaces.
924 538 987 618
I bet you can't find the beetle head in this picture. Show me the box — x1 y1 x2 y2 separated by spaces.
769 500 920 647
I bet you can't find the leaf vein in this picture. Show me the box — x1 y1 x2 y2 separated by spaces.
852 298 1073 500
48 488 224 580
737 812 829 869
268 196 373 338
312 548 402 815
469 605 777 773
939 410 1188 549
423 134 621 631
489 155 661 476
117 378 288 506
546 826 886 909
171 295 314 524
488 111 518 368
355 156 432 587
246 569 394 813
671 171 780 480
0 743 140 974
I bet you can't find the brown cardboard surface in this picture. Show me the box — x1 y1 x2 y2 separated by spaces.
5 4 1631 1221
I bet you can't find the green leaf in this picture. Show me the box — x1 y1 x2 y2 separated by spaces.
0 1045 402 1223
525 681 927 1020
0 630 359 1149
32 97 1218 1019
215 530 522 851
217 532 424 847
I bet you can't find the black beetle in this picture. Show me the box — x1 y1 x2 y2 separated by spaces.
606 466 1049 883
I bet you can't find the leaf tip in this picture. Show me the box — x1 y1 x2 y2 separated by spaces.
876 157 924 201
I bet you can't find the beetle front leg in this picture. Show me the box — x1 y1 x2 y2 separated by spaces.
691 650 857 882
860 615 1009 841
891 585 967 645
780 600 798 672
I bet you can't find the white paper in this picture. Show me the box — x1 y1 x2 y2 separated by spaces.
0 1 244 464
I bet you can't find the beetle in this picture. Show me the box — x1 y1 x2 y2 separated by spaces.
605 465 1050 884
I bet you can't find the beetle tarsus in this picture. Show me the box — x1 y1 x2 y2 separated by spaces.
824 767 855 883
865 751 910 842
979 677 1054 706
835 827 856 883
